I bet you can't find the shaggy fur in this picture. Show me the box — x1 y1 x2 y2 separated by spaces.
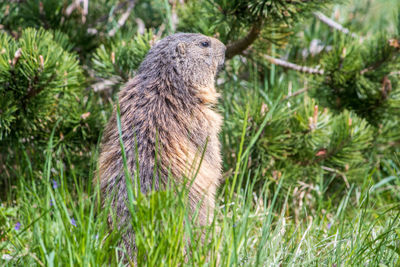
96 33 226 257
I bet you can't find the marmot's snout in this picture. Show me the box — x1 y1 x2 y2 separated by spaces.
210 37 226 72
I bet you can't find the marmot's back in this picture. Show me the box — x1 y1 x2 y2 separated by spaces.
96 33 226 256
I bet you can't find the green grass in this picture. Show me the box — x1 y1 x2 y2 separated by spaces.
1 118 399 266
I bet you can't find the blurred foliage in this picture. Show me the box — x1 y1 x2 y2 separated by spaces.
0 0 139 57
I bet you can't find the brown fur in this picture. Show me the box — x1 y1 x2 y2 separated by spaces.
95 33 226 257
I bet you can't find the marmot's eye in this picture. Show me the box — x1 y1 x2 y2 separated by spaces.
200 41 210 48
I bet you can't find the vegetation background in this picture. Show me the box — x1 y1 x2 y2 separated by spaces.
0 0 399 265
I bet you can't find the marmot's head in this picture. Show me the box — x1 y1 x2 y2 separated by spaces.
138 33 226 89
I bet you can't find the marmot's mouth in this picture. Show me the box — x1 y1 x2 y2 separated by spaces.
216 53 225 74
217 61 225 73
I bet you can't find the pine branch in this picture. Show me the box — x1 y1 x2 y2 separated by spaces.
25 72 57 100
92 77 120 92
38 1 51 29
87 0 134 34
283 87 309 100
390 71 400 76
11 48 22 67
88 1 128 26
263 54 325 75
108 0 135 37
321 166 350 188
313 12 358 38
360 54 394 75
225 19 263 59
66 0 89 17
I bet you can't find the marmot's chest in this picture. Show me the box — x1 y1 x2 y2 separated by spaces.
191 106 222 165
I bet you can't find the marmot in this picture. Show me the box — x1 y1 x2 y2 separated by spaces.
96 33 226 256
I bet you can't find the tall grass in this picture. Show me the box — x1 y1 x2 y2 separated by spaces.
1 107 399 266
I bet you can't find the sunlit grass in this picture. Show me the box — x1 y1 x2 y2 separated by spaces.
1 119 399 266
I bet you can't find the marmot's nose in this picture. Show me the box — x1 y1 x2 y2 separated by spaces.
219 44 226 58
218 41 226 53
221 45 226 53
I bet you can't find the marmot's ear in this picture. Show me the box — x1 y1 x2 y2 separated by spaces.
176 42 187 56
